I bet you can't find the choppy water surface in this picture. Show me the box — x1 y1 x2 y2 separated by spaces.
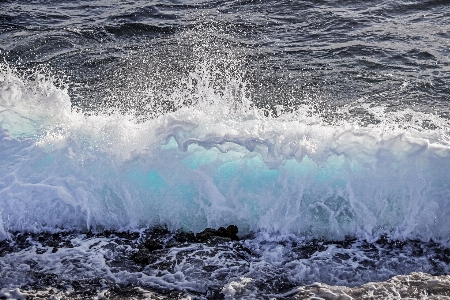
1 0 450 298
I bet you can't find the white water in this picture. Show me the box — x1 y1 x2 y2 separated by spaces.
1 62 450 243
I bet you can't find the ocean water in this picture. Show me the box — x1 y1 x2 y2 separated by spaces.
1 0 450 298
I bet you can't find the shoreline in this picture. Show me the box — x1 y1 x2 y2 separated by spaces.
1 228 450 299
2 272 450 299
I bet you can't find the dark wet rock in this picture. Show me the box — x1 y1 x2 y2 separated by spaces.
258 277 298 295
376 235 408 250
360 259 377 268
202 265 220 272
431 247 450 265
360 240 379 252
218 225 239 239
233 243 255 258
131 248 152 264
14 233 33 247
7 278 198 300
196 225 239 242
135 225 240 257
144 239 163 251
2 232 77 257
336 252 351 260
292 237 357 260
36 248 47 254
0 239 13 257
293 239 327 259
206 289 226 300
196 228 220 242
106 285 159 299
139 225 184 249
131 246 165 265
223 225 239 239
38 232 65 248
410 240 425 256
173 230 197 244
375 235 390 247
334 236 357 249
332 252 352 263
27 272 61 287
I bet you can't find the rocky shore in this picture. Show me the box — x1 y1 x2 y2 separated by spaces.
1 226 450 299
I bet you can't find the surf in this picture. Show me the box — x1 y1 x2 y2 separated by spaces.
1 60 450 244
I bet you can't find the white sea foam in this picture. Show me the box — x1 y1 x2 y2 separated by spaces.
0 231 448 297
1 62 450 242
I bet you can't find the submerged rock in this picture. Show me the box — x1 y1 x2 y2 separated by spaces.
3 228 450 299
131 248 152 264
132 225 240 265
143 239 163 251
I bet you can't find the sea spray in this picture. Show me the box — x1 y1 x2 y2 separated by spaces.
1 63 450 242
1 1 450 296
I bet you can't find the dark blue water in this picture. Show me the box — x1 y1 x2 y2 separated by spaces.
1 0 450 298
2 0 449 117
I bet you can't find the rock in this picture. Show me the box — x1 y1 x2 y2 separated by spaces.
143 239 163 251
196 225 239 242
131 225 240 265
174 231 196 244
0 239 13 257
131 248 151 264
196 228 219 242
218 225 239 240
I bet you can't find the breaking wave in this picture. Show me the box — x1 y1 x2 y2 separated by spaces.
1 60 450 244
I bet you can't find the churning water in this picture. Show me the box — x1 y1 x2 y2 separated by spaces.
1 0 450 298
